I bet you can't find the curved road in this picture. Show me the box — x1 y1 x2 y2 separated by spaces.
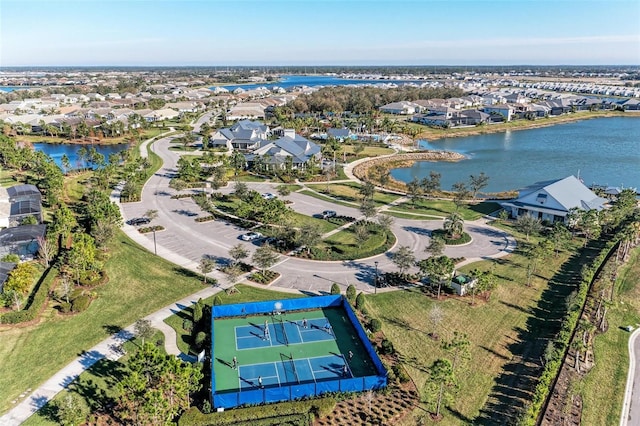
122 135 515 293
621 328 640 426
0 133 514 425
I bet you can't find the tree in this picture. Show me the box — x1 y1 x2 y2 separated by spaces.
423 358 457 419
425 235 446 258
37 235 55 267
442 331 471 372
419 255 455 299
469 172 490 199
55 393 89 426
145 209 159 222
359 181 375 201
515 215 542 241
134 319 154 346
4 262 37 296
229 150 245 176
252 245 279 273
198 257 215 284
192 300 203 323
296 223 323 253
571 338 586 372
451 182 470 210
391 245 415 275
419 171 442 198
228 243 249 266
443 212 464 239
50 205 77 249
472 267 497 303
376 214 394 232
330 282 341 295
346 284 357 304
360 199 377 219
549 222 571 256
406 178 422 207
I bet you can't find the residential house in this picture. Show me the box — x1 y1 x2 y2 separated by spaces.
226 103 266 120
0 224 47 260
483 104 514 122
0 184 43 228
143 108 180 122
209 120 270 151
327 128 354 141
379 101 420 115
501 175 608 224
0 261 17 293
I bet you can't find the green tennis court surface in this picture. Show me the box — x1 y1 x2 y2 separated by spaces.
214 307 377 393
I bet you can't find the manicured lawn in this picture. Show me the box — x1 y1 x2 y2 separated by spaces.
368 230 585 424
299 190 358 208
306 182 400 206
388 199 501 220
578 247 640 425
0 231 205 414
287 212 340 234
312 223 395 260
233 174 268 182
22 331 166 426
164 284 305 355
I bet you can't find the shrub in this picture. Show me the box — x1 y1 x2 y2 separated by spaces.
1 254 20 263
355 292 366 310
193 302 203 323
138 225 164 234
195 215 215 222
392 364 410 383
369 318 382 333
71 294 91 312
380 338 395 355
59 302 72 313
213 295 222 306
183 318 193 331
330 283 341 295
346 284 356 304
194 331 207 349
1 267 57 324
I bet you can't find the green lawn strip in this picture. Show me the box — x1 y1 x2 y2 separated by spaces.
0 231 205 414
22 331 167 426
578 247 640 425
366 233 582 424
313 224 394 260
164 284 304 355
298 190 359 208
62 171 92 204
306 183 399 206
232 174 269 182
385 210 444 220
388 199 500 220
286 212 338 233
279 184 303 192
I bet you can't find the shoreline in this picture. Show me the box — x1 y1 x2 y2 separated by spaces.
414 110 640 142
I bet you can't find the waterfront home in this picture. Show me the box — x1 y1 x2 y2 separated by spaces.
483 104 514 121
501 175 608 224
247 129 321 169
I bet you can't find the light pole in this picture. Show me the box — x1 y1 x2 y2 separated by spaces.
374 261 379 294
152 229 157 255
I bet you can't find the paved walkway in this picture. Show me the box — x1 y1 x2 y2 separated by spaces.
1 131 517 425
621 327 640 426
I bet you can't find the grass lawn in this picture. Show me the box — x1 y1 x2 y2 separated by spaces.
388 199 501 220
0 231 205 414
22 330 166 426
0 169 19 187
385 210 443 220
577 247 640 425
233 174 268 182
306 182 400 206
299 190 358 209
164 284 305 355
286 212 340 234
367 228 585 425
61 171 92 204
313 223 395 260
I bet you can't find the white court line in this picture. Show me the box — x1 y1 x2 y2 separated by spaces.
307 358 317 383
274 361 282 386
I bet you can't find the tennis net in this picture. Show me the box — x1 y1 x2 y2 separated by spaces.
280 353 299 384
275 316 289 346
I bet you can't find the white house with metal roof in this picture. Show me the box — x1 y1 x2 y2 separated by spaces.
501 175 608 224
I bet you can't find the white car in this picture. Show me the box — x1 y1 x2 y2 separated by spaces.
322 210 337 219
261 193 276 200
240 232 263 241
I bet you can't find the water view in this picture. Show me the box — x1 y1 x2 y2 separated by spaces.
219 74 425 91
33 142 129 170
390 116 640 194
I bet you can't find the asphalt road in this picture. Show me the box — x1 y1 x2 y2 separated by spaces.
122 136 513 294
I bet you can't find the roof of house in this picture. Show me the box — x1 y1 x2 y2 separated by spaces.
0 224 46 245
6 184 40 199
0 261 17 293
517 175 608 212
252 134 320 164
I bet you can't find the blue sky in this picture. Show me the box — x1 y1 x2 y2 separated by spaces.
1 0 639 66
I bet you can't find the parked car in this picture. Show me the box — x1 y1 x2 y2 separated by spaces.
240 231 263 241
261 193 276 200
127 217 151 226
321 210 337 219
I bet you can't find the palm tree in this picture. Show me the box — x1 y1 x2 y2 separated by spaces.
443 212 464 239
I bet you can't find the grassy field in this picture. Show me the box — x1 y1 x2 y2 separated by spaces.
366 225 585 424
164 284 304 355
577 247 640 425
388 199 501 220
306 182 400 207
286 212 340 234
0 231 205 414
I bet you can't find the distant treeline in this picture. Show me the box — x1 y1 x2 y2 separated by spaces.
284 86 465 114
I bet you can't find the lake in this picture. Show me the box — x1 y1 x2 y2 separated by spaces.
390 116 640 194
33 143 129 170
218 74 425 91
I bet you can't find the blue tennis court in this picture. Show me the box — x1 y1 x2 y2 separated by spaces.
235 317 335 350
238 354 352 390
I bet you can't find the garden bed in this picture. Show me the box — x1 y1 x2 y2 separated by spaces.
248 270 280 285
138 225 165 234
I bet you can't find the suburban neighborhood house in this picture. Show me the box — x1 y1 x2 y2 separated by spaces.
0 184 43 228
501 175 608 224
209 119 270 151
0 224 47 261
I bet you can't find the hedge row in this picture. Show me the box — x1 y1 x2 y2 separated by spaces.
138 225 164 234
171 193 193 199
179 397 336 426
195 216 215 223
0 267 58 324
519 236 621 425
